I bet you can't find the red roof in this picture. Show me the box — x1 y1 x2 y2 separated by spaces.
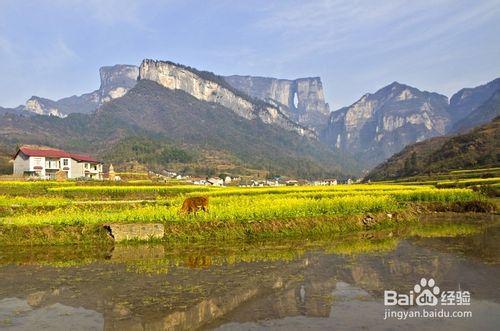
70 153 100 163
15 146 101 163
18 146 70 158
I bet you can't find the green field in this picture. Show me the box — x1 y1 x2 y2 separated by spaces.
435 177 500 188
374 167 500 194
0 179 494 245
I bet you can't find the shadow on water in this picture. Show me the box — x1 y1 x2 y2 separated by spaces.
0 213 499 330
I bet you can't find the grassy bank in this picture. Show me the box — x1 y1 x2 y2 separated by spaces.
0 181 494 245
1 215 494 269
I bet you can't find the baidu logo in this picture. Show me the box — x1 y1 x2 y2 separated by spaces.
384 278 470 307
414 278 440 306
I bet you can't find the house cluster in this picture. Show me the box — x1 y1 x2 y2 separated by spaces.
10 146 357 185
155 170 236 186
191 176 235 186
242 178 342 187
188 176 344 187
311 179 338 186
13 146 104 180
162 170 187 181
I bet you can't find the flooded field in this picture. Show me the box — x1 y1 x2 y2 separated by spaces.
1 214 499 330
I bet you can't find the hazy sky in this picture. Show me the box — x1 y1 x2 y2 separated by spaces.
1 0 500 109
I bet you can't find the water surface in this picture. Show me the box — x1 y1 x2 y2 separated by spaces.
1 214 499 330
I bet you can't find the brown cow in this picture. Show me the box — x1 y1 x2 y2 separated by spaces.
180 196 209 214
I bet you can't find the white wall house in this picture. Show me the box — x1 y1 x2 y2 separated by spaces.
13 146 103 180
312 179 338 186
207 177 224 186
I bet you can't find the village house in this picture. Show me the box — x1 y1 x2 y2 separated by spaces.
251 180 265 187
191 178 208 185
13 146 103 180
311 179 338 186
265 179 280 186
207 177 224 186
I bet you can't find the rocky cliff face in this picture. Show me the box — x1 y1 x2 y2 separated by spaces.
224 75 330 131
321 82 450 167
98 65 139 103
138 59 313 137
24 97 67 117
24 65 139 117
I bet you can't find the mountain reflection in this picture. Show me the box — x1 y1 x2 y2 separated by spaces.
0 215 498 330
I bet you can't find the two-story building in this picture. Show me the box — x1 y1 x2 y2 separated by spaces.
13 146 103 179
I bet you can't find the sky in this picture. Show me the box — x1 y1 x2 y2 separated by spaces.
1 0 500 109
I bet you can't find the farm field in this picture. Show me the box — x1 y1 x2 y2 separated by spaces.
0 179 495 245
376 167 500 185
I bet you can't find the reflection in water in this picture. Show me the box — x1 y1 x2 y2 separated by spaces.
0 298 103 331
0 214 499 330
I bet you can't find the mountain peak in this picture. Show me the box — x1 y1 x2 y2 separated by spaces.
389 81 403 87
138 59 315 138
223 74 330 131
98 64 139 102
381 81 415 93
322 80 450 169
22 65 139 117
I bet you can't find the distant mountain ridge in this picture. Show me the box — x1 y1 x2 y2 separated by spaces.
448 77 500 126
13 61 332 136
320 82 450 167
138 59 314 138
22 65 139 117
366 117 500 180
320 77 500 168
0 79 358 177
452 87 500 133
0 106 29 117
1 57 499 176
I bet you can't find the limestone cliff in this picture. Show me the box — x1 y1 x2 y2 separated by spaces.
321 82 450 167
138 59 313 137
24 65 139 117
98 65 139 103
224 75 330 131
24 97 66 117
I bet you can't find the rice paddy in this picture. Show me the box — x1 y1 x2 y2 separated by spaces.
0 179 493 245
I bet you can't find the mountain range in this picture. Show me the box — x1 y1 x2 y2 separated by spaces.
1 58 499 178
0 61 356 178
366 116 500 180
321 82 450 166
449 78 500 129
